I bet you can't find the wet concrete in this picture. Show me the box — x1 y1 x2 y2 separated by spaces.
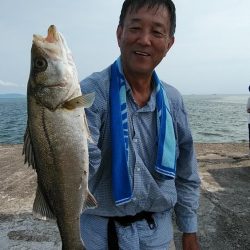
0 143 250 249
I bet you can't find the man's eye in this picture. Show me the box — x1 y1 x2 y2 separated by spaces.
153 30 165 38
33 57 48 71
129 27 141 31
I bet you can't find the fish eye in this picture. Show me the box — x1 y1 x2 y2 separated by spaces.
33 57 47 71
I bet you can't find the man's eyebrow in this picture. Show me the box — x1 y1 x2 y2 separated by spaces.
153 22 167 31
128 18 141 23
128 18 166 28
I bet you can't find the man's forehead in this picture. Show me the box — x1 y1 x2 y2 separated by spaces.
124 5 170 24
127 4 169 16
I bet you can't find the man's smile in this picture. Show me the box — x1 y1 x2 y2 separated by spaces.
134 51 150 56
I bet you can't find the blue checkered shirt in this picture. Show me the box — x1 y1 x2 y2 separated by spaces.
80 65 200 248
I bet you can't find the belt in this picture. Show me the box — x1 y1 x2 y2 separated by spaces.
107 211 156 250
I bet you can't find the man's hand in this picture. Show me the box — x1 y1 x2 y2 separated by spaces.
182 233 200 250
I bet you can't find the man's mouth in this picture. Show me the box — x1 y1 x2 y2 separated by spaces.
135 51 150 56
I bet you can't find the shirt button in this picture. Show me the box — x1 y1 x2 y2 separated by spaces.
136 167 140 171
133 138 138 143
132 197 137 201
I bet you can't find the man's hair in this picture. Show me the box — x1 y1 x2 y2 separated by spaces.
119 0 176 37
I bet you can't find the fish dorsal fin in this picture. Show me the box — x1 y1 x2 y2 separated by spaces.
23 126 37 170
82 191 98 211
63 92 95 110
33 184 56 220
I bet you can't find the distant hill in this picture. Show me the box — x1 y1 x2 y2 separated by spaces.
0 93 26 99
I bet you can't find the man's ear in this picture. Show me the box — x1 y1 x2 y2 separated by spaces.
116 25 123 48
164 36 175 56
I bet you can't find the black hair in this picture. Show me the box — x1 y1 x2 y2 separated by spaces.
119 0 176 37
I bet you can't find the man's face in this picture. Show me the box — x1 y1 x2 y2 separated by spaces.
117 5 174 78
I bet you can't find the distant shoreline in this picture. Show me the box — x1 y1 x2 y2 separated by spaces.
0 94 26 99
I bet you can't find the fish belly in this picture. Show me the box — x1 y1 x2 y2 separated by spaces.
29 104 88 249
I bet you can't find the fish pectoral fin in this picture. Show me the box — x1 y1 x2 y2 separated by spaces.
23 125 37 170
83 113 94 143
33 185 56 221
63 92 95 110
82 191 98 211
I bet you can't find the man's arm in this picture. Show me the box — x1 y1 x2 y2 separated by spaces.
182 233 200 250
80 76 106 180
174 97 201 250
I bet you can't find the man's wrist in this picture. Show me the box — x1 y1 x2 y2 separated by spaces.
182 233 200 250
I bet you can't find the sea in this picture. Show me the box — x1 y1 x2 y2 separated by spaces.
0 94 248 144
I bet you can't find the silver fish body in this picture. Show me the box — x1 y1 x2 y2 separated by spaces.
23 25 96 250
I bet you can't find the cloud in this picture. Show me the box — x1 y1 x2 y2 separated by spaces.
0 80 26 94
0 80 19 87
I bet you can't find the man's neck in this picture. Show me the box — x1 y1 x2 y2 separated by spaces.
125 74 153 107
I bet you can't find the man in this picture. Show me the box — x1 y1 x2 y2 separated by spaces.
80 0 201 249
246 85 250 149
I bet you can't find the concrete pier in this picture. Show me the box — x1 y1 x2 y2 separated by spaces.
0 143 250 249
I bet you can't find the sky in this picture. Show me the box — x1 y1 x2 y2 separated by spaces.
0 0 250 95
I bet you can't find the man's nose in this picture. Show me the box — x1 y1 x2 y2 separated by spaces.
137 31 152 46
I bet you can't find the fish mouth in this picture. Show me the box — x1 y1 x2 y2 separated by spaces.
43 82 67 88
33 25 59 44
45 25 59 43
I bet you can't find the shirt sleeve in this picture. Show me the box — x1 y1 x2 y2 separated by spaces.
174 96 201 233
80 76 106 181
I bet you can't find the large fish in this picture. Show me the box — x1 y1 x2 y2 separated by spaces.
23 25 97 250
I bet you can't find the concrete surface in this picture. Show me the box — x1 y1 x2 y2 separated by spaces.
0 143 250 250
